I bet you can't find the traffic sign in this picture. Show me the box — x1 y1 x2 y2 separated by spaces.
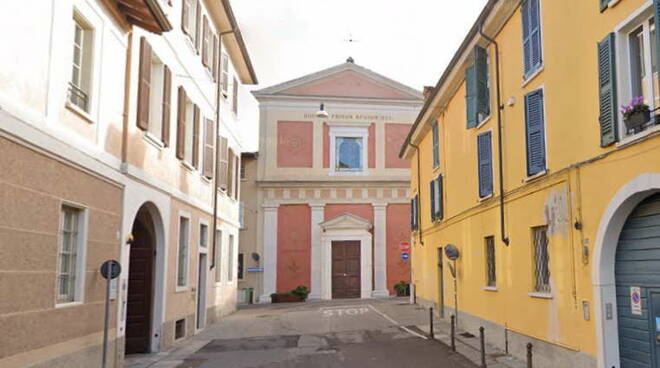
631 286 642 315
401 252 409 260
100 260 121 280
399 241 410 252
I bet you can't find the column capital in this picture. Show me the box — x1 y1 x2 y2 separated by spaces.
309 202 326 209
372 202 388 209
262 203 280 211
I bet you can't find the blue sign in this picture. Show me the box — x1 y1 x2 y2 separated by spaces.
401 252 409 261
246 267 264 272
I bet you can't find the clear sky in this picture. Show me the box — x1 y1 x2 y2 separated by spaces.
231 0 489 151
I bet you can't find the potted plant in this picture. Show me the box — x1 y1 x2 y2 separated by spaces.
291 285 309 301
394 281 409 297
270 285 309 303
621 96 651 130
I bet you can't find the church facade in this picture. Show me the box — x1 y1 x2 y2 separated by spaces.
251 59 423 301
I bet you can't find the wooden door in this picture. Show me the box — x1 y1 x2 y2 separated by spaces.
126 219 154 354
331 241 361 299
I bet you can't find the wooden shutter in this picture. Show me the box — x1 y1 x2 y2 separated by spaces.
192 105 200 168
598 33 618 147
410 198 415 231
181 0 190 35
437 176 444 221
525 90 546 176
203 118 215 178
465 65 477 128
522 0 531 75
655 1 660 62
599 0 608 12
432 123 439 168
477 132 493 198
218 136 228 191
176 87 186 160
474 46 490 121
137 37 151 131
429 180 436 221
202 16 209 67
221 55 229 95
162 65 171 146
212 34 219 81
227 149 234 197
194 0 201 53
232 77 238 114
234 155 241 199
522 0 542 77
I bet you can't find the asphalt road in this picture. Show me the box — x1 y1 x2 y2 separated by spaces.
162 298 477 368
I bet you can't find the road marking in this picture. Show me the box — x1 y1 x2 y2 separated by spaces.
367 304 428 340
321 306 370 317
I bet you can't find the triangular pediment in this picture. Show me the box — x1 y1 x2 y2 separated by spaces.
319 213 373 231
253 61 423 101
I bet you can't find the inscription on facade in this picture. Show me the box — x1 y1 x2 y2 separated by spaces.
303 113 394 121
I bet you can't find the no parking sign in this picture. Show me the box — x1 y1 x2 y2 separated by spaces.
631 286 642 316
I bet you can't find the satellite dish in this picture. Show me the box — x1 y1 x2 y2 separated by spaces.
445 244 460 261
251 252 260 262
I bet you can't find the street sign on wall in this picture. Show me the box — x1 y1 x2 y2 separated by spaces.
399 241 410 252
631 286 642 316
401 252 409 261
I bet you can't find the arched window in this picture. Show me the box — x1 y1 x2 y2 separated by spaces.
336 137 363 170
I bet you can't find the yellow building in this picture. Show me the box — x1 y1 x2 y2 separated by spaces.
400 1 660 367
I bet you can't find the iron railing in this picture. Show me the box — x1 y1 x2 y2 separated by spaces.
67 82 89 112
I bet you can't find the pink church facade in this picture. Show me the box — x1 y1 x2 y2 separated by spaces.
252 59 423 301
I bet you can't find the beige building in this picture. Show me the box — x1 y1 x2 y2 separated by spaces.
0 0 256 367
237 152 260 303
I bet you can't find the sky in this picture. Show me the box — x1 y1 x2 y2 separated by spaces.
231 0 489 151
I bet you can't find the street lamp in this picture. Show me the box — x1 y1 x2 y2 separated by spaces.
316 103 329 119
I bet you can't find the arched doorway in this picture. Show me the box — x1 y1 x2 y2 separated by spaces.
125 206 156 354
615 193 660 367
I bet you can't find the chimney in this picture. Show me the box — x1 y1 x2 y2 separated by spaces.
423 86 434 100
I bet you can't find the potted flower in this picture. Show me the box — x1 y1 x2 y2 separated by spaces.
270 285 309 303
621 96 651 130
394 281 409 297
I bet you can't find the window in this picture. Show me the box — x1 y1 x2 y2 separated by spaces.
466 46 490 128
181 0 198 46
221 53 229 96
485 236 496 287
524 89 546 176
240 159 246 180
239 202 245 229
203 118 215 178
232 77 239 115
177 216 190 288
522 0 543 79
411 195 419 231
137 37 171 145
532 226 550 293
432 123 440 169
238 253 244 280
200 223 208 248
175 319 186 340
57 205 85 304
69 15 93 112
477 131 493 198
227 234 235 282
176 88 199 167
429 175 443 221
214 229 222 283
335 137 363 171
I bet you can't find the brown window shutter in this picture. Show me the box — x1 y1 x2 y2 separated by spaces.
162 65 171 146
176 87 186 160
202 16 209 67
203 118 215 178
218 136 228 191
234 155 240 199
212 35 219 81
192 105 200 168
195 0 201 53
232 77 238 114
181 0 189 35
137 37 151 131
227 149 234 197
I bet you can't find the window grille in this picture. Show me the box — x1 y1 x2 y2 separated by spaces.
57 206 81 303
177 217 190 287
532 226 550 293
485 236 496 287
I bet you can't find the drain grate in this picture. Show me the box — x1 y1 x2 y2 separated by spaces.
199 335 300 353
459 332 475 338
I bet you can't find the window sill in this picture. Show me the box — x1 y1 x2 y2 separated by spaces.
201 175 212 184
65 102 94 124
183 34 198 56
329 170 369 176
528 291 553 299
478 193 493 202
523 170 547 183
181 160 196 172
483 286 498 292
144 131 165 150
175 285 189 293
55 301 84 309
607 0 621 8
616 124 660 148
522 65 544 88
476 114 492 130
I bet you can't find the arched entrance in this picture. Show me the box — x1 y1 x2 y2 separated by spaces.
125 205 157 354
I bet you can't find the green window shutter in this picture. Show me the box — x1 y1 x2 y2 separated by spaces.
466 65 477 128
432 123 440 168
525 89 546 176
410 198 415 231
430 180 436 221
599 0 608 12
474 46 491 122
598 33 618 147
437 176 444 221
477 132 493 198
655 1 660 72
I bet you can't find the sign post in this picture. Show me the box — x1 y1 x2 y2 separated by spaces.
100 260 121 368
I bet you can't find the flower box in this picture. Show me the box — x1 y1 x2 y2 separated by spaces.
271 294 305 303
624 110 651 130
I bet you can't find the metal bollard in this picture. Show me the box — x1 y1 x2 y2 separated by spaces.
526 342 533 368
479 327 486 368
450 315 456 352
429 307 434 340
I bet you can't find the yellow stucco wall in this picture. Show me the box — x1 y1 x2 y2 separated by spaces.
409 0 660 361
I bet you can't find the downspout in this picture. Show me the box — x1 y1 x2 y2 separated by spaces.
409 143 424 246
211 28 234 269
479 24 509 246
121 30 133 167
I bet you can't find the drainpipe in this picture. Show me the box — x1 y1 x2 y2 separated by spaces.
121 31 133 167
479 24 509 246
409 143 424 246
211 28 235 269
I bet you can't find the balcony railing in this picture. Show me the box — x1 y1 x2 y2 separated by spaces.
67 83 89 112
